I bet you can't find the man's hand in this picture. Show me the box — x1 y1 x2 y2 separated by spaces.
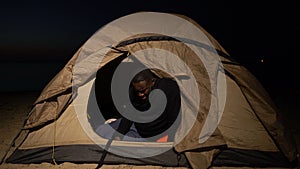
114 136 121 141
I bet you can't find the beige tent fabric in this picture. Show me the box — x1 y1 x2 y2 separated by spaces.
185 149 221 169
223 63 298 161
21 102 175 149
24 48 124 129
24 49 81 129
18 12 298 167
218 76 277 151
21 103 94 149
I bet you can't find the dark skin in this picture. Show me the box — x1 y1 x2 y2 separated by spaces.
132 78 156 100
114 78 156 140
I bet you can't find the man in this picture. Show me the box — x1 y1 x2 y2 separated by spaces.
96 69 181 142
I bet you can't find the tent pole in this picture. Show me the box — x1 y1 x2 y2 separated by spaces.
95 131 117 169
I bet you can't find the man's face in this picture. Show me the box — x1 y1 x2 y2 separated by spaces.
132 80 153 100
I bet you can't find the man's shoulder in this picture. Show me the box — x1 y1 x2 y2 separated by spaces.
158 77 175 83
155 78 180 98
156 78 178 88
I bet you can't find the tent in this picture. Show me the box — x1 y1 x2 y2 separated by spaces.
1 12 299 169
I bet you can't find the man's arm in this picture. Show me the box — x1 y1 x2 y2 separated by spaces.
162 78 181 125
114 117 133 140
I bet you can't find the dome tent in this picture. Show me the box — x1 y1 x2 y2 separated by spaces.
2 12 298 169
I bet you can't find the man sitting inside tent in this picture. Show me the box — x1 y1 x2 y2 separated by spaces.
96 69 181 142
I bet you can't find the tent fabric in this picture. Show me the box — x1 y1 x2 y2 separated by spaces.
222 61 298 161
6 145 188 166
2 12 298 169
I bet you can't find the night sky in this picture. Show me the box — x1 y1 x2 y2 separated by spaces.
0 0 299 105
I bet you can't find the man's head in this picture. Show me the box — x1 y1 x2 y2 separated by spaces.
131 69 156 100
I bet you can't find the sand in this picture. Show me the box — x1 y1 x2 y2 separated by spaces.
0 91 299 169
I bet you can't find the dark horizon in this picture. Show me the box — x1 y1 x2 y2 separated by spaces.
1 1 299 97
